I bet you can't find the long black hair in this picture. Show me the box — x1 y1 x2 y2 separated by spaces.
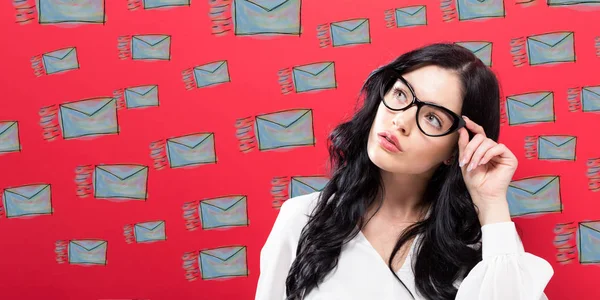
285 43 502 299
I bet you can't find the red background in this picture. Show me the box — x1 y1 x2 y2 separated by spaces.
1 0 599 299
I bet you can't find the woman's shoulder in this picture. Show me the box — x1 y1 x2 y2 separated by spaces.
274 191 322 237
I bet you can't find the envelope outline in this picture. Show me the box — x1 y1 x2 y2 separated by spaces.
0 121 20 153
456 0 505 20
42 47 79 75
255 109 314 150
395 6 426 27
166 133 216 168
292 62 336 93
579 221 600 264
506 92 554 125
456 42 492 66
3 184 52 218
200 196 248 229
538 136 576 160
131 35 171 60
125 85 159 108
548 0 600 5
199 246 248 279
193 61 230 88
233 0 301 35
68 240 107 265
38 0 106 24
291 176 329 198
582 86 600 112
527 32 575 65
134 221 166 242
94 165 148 200
330 19 370 47
143 0 191 9
59 98 118 139
507 176 561 217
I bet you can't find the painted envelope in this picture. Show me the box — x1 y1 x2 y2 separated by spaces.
395 6 426 27
234 0 301 35
292 62 336 93
42 48 79 75
38 0 105 24
124 85 159 108
578 221 600 264
199 246 248 279
507 176 561 217
59 98 118 139
582 86 600 112
255 109 315 151
538 136 576 161
0 122 20 154
68 240 107 265
143 0 191 9
290 176 329 198
527 32 575 65
330 19 370 47
131 35 171 60
94 165 148 200
193 61 230 88
200 196 248 229
3 184 52 218
505 92 554 125
166 133 216 168
456 0 504 21
456 42 492 66
134 221 166 243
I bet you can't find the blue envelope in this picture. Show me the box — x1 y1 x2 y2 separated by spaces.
59 98 118 139
143 0 191 9
68 240 107 265
166 133 216 168
200 196 248 229
234 0 301 35
199 246 248 279
134 221 166 243
527 32 575 65
395 6 427 27
582 86 600 112
94 165 148 200
330 19 370 47
38 0 105 24
456 0 505 21
131 35 171 60
538 136 576 161
255 109 315 151
579 221 600 264
505 92 554 126
548 0 600 6
290 176 329 198
456 42 492 67
125 85 159 108
193 61 230 88
42 48 79 75
292 62 336 93
507 176 561 217
3 184 52 218
0 121 20 154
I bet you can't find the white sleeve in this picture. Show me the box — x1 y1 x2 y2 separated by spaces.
255 201 298 300
455 221 554 300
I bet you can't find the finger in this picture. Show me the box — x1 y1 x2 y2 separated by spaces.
457 127 469 159
462 116 486 137
468 139 497 171
460 133 486 168
480 143 512 165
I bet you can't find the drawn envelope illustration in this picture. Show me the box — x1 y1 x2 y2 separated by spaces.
42 48 79 75
395 6 427 27
578 221 600 264
234 0 301 35
59 98 118 139
143 0 191 9
3 184 52 218
199 246 248 279
548 0 600 5
255 109 315 151
538 136 576 161
527 32 575 65
456 0 505 21
330 19 370 47
131 35 171 60
290 176 329 198
166 133 216 168
507 176 561 217
200 196 248 229
134 221 166 243
124 85 159 108
68 240 107 265
582 86 600 112
94 165 148 200
292 62 336 93
38 0 105 24
0 122 20 154
193 61 230 88
456 42 492 66
505 92 554 126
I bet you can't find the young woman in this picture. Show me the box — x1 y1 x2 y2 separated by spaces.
255 43 554 300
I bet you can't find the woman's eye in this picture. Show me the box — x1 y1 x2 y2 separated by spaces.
426 114 442 128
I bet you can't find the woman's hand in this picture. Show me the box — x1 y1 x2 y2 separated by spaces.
457 116 517 225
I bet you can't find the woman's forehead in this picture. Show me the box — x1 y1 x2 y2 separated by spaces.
401 66 463 111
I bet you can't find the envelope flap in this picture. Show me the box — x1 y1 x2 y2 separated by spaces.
96 165 146 180
0 121 16 135
258 109 310 127
332 19 368 31
168 133 212 148
136 221 164 231
245 0 290 11
293 176 329 190
72 240 106 251
294 62 333 76
583 86 600 97
540 136 575 146
202 196 245 210
134 35 170 46
397 6 425 15
127 85 157 96
45 48 75 60
61 98 114 116
456 42 490 53
581 221 600 233
202 246 245 261
510 176 557 194
195 61 226 73
508 92 551 107
5 184 49 199
529 32 572 47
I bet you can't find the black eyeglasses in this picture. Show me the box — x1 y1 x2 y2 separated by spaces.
381 72 466 137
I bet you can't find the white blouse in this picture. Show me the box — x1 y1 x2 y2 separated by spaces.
255 192 554 300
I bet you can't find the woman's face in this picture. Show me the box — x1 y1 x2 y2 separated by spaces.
367 65 464 175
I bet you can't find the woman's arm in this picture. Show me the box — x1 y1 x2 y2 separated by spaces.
455 221 554 300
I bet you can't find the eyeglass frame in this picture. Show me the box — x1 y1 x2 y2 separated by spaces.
381 71 466 137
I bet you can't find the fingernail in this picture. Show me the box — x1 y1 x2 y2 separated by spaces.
467 163 474 171
462 116 468 120
459 159 466 167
